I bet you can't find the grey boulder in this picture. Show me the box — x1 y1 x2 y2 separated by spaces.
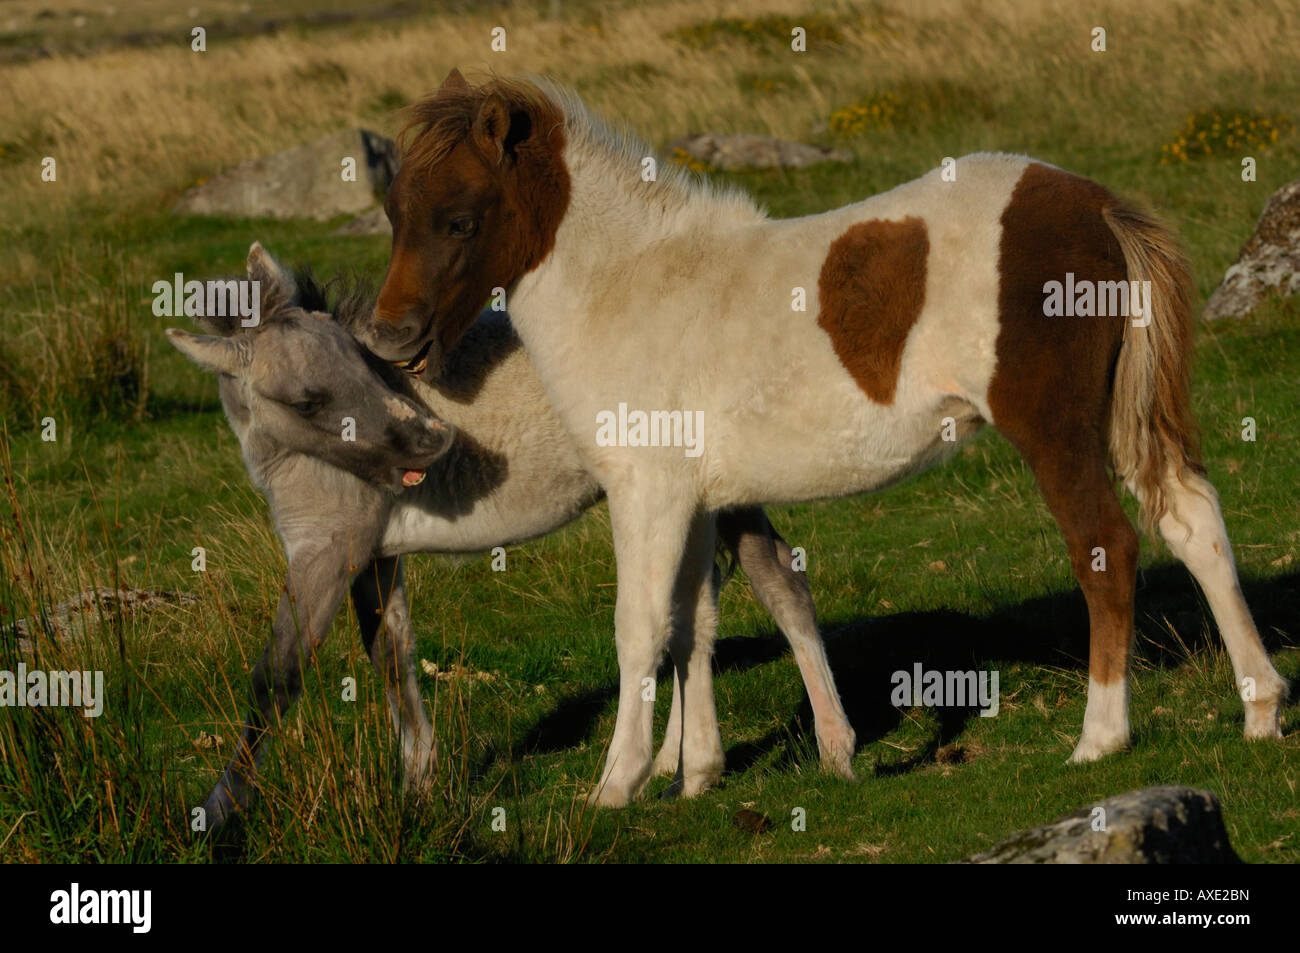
332 206 392 237
173 128 398 221
1204 179 1300 319
667 132 853 171
964 786 1241 864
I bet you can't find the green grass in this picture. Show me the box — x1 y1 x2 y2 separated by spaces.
2 0 1299 864
3 289 1297 862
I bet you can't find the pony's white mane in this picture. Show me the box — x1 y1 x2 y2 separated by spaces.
533 78 767 235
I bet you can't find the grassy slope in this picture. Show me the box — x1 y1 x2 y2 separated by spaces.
1 0 1297 862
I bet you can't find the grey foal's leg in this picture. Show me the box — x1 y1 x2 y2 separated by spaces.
202 545 357 832
720 507 856 779
351 556 436 791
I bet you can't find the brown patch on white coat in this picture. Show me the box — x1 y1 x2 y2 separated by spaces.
817 216 930 405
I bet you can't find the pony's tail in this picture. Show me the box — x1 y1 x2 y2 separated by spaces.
1103 203 1205 536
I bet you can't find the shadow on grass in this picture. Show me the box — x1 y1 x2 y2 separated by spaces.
513 566 1300 781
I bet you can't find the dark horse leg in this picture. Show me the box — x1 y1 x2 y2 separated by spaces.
202 543 361 834
350 556 436 791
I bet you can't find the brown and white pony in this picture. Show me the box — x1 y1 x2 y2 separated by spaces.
360 69 1288 807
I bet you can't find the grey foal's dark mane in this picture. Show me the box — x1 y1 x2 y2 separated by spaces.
293 267 378 333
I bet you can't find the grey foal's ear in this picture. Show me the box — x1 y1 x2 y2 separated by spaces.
247 241 299 319
166 328 247 375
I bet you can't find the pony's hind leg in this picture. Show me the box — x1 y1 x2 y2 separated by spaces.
1002 427 1140 762
351 556 436 790
1138 470 1288 737
1051 455 1140 761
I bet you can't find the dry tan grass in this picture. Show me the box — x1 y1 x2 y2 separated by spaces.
3 0 1297 262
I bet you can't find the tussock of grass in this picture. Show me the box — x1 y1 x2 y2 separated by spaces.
1 255 150 426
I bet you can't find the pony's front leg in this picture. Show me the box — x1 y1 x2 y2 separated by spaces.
351 556 436 791
654 514 724 797
203 545 355 833
589 491 697 808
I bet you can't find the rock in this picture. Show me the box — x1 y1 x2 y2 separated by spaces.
667 132 853 171
964 786 1240 864
7 588 200 651
332 206 392 237
1204 179 1300 319
173 129 398 221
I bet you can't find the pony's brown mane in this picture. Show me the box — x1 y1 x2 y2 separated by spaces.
398 76 561 172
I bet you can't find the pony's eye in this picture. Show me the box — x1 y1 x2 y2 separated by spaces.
290 398 323 416
448 216 477 238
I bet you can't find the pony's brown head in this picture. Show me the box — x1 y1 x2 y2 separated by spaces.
360 69 570 377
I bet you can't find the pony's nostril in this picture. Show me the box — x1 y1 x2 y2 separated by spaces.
369 312 419 345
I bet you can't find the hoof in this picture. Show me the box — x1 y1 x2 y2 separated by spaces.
586 782 634 809
202 787 243 837
816 725 858 781
1068 733 1129 764
821 753 858 782
1244 697 1284 740
679 773 721 798
1243 717 1283 740
402 758 438 796
585 766 648 808
659 778 684 801
586 753 652 807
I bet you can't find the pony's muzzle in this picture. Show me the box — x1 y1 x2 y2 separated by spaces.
364 305 435 367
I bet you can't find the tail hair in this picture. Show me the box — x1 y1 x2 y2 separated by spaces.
1103 203 1205 535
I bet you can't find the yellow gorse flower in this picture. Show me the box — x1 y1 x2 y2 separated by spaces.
669 147 714 175
828 92 904 136
1159 108 1291 164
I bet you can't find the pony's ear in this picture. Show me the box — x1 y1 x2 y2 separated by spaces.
439 68 469 95
166 328 246 375
247 242 298 320
472 94 511 166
